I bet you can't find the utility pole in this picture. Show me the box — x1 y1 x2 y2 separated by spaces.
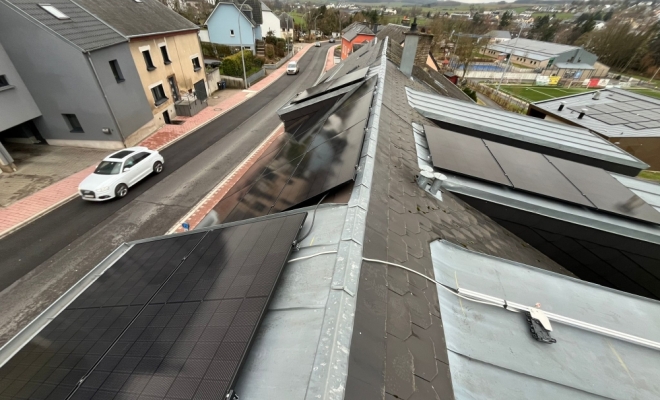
237 0 249 89
496 24 523 92
649 66 659 85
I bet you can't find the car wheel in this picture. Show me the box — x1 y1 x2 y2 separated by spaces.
115 184 128 198
153 161 163 174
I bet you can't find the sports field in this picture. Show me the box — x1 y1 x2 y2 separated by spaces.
626 88 660 100
496 85 592 102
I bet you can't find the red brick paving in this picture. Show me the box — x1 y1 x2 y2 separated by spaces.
0 44 313 239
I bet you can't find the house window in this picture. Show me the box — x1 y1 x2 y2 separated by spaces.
230 29 235 36
151 84 168 106
160 45 171 65
192 57 201 72
142 50 156 71
63 114 83 133
109 60 124 83
0 75 8 87
39 4 69 19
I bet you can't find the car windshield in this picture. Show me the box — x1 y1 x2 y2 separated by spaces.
288 63 296 68
94 161 122 175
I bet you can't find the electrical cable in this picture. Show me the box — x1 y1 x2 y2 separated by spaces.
288 251 338 263
296 192 329 245
361 257 518 312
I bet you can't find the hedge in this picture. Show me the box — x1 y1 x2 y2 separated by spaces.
221 50 256 77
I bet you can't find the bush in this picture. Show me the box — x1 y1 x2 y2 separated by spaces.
462 87 478 102
254 56 265 67
200 42 234 59
265 44 275 59
220 50 257 77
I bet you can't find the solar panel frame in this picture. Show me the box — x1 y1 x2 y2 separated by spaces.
0 214 306 400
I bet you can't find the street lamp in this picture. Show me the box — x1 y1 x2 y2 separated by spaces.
237 0 249 89
313 14 322 41
496 24 524 92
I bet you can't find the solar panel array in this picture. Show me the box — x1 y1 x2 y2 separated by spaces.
0 213 306 400
423 125 660 224
213 75 377 223
290 67 369 104
568 95 660 131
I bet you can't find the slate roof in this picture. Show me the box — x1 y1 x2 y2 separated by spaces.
1 0 125 51
375 23 409 44
487 38 591 61
233 0 262 24
343 23 375 42
75 0 199 38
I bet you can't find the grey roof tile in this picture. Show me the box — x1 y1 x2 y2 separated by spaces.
76 0 198 38
5 0 125 51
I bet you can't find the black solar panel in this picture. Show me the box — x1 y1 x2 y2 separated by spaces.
423 125 512 186
290 67 368 105
611 112 649 123
485 141 593 207
213 76 376 224
0 214 306 400
610 102 642 112
546 156 660 224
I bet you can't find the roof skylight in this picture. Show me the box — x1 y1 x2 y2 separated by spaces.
38 4 70 20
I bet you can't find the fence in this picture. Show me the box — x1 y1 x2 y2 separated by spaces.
469 82 530 114
264 52 293 70
462 71 539 82
206 68 244 90
246 69 265 85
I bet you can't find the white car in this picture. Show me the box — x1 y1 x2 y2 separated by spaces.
287 61 299 75
78 147 164 201
315 42 321 47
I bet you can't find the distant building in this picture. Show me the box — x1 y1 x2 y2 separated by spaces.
482 38 609 78
529 89 660 170
260 2 281 38
340 23 375 60
206 1 264 53
486 30 512 43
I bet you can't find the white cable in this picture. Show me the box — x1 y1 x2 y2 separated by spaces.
288 251 338 263
361 257 517 312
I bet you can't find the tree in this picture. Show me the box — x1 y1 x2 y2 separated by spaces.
352 12 365 23
499 11 512 29
529 15 559 42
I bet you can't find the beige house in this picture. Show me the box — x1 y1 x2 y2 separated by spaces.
78 0 207 143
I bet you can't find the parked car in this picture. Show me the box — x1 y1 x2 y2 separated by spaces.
287 61 299 75
315 42 321 47
78 147 164 201
329 38 335 43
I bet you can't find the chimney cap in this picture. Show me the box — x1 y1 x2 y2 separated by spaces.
410 17 418 32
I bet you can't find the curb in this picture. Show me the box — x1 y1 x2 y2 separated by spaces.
0 45 313 240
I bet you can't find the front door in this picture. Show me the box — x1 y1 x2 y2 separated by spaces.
168 75 180 101
194 79 207 101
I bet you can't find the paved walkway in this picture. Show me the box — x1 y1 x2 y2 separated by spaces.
168 43 338 233
476 92 505 109
0 44 313 239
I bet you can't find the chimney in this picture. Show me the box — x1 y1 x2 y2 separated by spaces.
592 91 601 100
578 108 587 119
400 18 434 77
558 101 565 111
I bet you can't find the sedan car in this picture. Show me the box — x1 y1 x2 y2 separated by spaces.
315 42 321 47
329 38 335 43
78 147 164 201
286 61 299 75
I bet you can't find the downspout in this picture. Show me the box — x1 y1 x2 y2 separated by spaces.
86 52 126 146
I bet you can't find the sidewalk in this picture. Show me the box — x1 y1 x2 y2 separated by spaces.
168 43 339 234
0 44 313 239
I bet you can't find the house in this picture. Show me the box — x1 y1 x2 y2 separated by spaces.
0 42 41 172
206 1 263 53
482 38 610 79
260 1 281 38
76 0 208 137
0 0 155 150
486 29 512 43
529 89 660 170
340 22 375 59
3 22 660 400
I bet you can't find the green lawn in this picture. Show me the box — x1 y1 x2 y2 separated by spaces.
494 85 593 102
638 170 660 183
625 88 660 100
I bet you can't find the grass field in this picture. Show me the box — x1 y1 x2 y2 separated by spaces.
495 85 592 102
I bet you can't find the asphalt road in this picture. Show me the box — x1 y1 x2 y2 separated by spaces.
0 43 331 344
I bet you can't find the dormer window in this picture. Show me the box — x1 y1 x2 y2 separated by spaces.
39 4 69 19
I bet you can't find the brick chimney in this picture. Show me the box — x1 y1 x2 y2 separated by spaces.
401 18 434 77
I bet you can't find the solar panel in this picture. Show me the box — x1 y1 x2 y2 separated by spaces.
290 67 368 105
640 121 660 128
547 156 660 224
485 141 593 207
626 123 647 130
0 214 306 400
586 104 620 114
609 102 642 112
610 112 649 123
423 125 512 186
626 100 656 109
590 114 628 125
213 76 377 224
